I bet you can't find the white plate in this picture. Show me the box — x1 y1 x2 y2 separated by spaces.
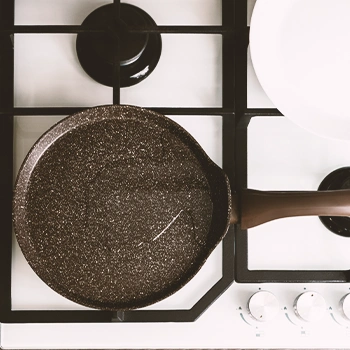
250 0 350 140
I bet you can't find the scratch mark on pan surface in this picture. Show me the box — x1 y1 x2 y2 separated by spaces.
152 210 184 242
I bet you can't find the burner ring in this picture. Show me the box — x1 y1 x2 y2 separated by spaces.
76 3 162 87
318 167 350 237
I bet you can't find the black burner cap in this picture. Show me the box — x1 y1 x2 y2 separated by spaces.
318 167 350 237
76 3 161 87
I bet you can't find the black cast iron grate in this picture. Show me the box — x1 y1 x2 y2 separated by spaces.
0 0 237 324
1 0 347 325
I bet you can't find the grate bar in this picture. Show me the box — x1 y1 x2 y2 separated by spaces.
112 0 121 104
0 107 235 116
1 25 234 35
244 108 283 117
0 0 14 320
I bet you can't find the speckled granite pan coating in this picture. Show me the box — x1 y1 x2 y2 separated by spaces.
13 105 231 310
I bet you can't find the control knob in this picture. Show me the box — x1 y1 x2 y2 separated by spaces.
340 293 350 321
294 291 326 322
247 291 280 322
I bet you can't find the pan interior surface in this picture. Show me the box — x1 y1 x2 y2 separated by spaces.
14 105 230 310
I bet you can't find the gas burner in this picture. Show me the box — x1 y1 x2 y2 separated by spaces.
318 167 350 237
76 3 162 87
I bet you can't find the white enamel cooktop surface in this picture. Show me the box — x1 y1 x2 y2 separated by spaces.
3 0 350 349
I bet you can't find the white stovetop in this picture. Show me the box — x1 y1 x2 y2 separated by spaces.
2 0 350 349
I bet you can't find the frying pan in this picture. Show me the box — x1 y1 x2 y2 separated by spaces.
13 105 350 310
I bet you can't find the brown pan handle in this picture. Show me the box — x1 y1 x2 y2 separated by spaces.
231 189 350 230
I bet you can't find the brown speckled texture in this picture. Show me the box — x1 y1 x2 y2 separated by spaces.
13 105 231 310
